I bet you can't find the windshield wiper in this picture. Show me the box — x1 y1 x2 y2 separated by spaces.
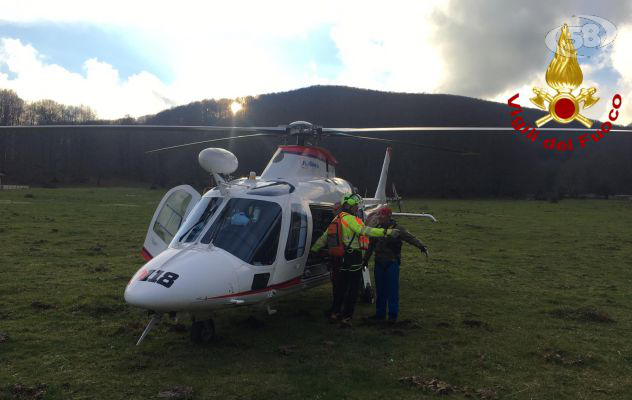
250 181 295 193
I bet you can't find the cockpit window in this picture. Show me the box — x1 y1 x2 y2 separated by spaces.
201 198 282 265
153 190 193 244
175 197 223 244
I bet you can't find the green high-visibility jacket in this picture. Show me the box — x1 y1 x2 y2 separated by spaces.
311 212 387 252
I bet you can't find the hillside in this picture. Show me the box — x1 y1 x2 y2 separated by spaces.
144 85 550 128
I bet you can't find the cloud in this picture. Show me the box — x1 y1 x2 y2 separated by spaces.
0 0 630 125
433 0 632 98
0 38 175 118
327 0 448 93
0 0 452 117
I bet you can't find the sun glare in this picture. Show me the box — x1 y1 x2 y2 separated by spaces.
230 101 242 114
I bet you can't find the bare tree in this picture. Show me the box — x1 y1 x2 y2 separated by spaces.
0 89 24 125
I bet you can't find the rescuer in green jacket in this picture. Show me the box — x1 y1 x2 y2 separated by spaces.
311 193 399 326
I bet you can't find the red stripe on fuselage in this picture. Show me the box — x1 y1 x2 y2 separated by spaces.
208 276 302 299
279 145 338 165
141 247 153 261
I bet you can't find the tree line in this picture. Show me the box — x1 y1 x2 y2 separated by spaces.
0 89 96 125
0 85 631 199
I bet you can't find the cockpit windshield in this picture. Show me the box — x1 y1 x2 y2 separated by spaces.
172 197 223 245
201 198 282 265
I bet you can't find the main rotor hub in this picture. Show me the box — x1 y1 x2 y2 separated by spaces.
285 121 322 145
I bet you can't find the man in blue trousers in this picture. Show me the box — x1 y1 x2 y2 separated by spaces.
362 207 428 323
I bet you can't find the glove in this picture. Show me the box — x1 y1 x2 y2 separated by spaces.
385 228 400 238
420 246 429 260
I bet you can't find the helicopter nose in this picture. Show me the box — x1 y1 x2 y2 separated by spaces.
125 247 241 312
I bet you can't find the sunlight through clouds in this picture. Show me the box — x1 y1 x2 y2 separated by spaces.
0 0 629 124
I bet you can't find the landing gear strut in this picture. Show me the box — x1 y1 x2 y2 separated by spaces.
361 266 374 304
190 318 215 344
362 283 374 304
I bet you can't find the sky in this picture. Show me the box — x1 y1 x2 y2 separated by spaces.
0 0 631 125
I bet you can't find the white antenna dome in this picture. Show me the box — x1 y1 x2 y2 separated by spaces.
198 148 238 174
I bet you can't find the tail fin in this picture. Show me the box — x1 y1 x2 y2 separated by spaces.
374 147 392 201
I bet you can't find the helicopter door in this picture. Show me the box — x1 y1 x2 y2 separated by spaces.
305 204 335 267
142 185 201 260
272 203 311 284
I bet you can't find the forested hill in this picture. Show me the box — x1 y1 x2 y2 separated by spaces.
143 85 549 128
1 85 631 198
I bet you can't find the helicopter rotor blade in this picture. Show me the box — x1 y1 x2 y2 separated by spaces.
0 124 288 133
325 126 632 133
146 133 280 154
324 130 475 155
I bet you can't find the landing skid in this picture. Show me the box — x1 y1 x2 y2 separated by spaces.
136 314 161 346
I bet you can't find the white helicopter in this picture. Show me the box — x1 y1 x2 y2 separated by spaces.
124 121 444 345
4 119 620 345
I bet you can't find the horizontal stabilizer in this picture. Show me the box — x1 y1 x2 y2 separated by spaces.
392 212 437 222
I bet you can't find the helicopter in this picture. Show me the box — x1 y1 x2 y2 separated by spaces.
121 119 632 345
3 120 626 345
124 120 451 345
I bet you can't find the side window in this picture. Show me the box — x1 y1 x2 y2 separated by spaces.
285 204 308 260
153 190 193 243
252 215 282 266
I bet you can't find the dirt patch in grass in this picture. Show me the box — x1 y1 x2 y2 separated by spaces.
30 301 57 310
0 383 47 400
71 298 125 317
549 306 616 323
91 264 110 273
542 348 594 366
278 344 297 355
464 224 487 230
157 386 193 399
111 321 145 336
400 376 497 399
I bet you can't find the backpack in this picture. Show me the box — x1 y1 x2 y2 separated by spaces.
326 212 355 257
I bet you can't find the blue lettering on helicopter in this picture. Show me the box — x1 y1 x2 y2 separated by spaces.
140 269 179 288
301 160 319 169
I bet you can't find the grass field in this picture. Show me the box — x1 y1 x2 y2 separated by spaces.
1 187 632 399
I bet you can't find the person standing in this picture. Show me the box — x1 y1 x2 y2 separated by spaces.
363 207 428 323
311 194 399 326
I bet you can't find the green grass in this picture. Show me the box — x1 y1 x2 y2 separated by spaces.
1 188 632 399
